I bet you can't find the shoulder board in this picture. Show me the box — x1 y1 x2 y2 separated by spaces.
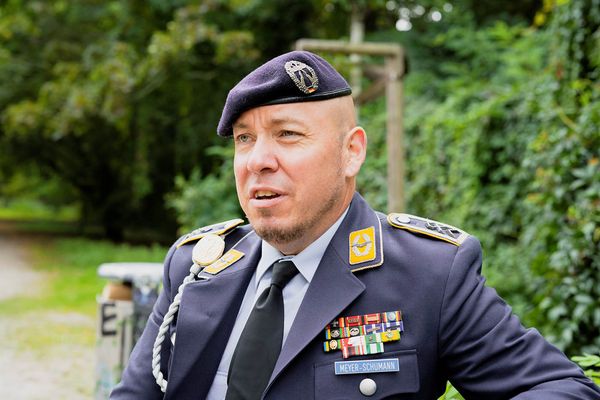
387 213 469 246
177 218 245 248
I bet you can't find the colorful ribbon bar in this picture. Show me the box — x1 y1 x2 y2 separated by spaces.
342 342 385 359
323 310 405 359
325 320 404 339
323 329 401 352
326 310 403 330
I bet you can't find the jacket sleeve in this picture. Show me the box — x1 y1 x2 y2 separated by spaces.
109 244 178 400
439 236 600 399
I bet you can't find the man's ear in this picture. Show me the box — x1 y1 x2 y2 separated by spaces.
343 126 367 178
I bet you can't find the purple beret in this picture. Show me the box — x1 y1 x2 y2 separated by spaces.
217 50 352 137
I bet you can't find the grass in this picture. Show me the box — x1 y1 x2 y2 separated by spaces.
0 198 169 359
0 203 170 399
0 198 78 222
0 234 168 355
0 199 82 235
0 237 167 316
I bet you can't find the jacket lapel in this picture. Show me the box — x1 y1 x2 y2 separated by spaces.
269 193 383 385
165 231 261 399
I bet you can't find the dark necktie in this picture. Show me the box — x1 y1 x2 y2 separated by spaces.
225 260 299 400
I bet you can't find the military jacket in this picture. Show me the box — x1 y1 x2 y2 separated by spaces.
111 193 600 399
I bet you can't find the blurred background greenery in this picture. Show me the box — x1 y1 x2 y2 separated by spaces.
0 0 598 378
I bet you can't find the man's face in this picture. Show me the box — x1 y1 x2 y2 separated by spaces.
233 98 362 254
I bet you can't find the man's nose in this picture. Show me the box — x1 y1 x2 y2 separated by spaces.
246 136 278 173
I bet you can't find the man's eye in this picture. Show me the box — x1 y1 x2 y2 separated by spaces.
281 130 298 137
236 134 250 143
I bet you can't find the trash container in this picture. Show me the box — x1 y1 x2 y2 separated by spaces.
95 262 163 400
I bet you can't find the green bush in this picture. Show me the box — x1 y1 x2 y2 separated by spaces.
399 0 600 355
167 145 242 233
572 354 600 386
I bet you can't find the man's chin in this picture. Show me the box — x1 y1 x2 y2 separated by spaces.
252 223 303 246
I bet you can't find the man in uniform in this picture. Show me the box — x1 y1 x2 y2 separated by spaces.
111 51 600 399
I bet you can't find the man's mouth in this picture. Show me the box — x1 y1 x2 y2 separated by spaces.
255 190 281 200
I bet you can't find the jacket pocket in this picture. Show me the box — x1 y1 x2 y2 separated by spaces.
314 349 419 399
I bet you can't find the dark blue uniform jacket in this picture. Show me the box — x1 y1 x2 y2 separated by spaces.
112 193 600 399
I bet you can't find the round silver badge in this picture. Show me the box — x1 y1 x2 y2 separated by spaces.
192 233 225 266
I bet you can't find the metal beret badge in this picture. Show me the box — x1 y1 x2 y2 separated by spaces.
284 60 319 94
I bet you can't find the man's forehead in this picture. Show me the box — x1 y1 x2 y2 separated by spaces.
233 104 312 131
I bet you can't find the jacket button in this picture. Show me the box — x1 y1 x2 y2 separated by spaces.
359 378 377 396
395 213 411 224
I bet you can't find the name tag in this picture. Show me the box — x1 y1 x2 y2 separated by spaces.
334 358 399 375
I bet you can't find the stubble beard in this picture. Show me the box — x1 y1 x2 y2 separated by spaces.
252 179 345 249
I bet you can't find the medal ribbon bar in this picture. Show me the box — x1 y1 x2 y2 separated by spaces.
323 329 401 352
325 320 404 339
326 310 402 330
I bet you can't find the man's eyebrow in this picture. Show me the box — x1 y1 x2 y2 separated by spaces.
269 117 309 129
233 117 309 130
232 121 249 131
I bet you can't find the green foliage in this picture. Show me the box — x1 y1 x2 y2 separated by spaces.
397 0 600 354
519 0 600 354
572 354 600 385
437 382 465 400
167 145 242 233
400 21 547 322
0 1 262 240
356 98 389 211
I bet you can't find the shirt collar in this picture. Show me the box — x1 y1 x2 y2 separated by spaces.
255 207 349 288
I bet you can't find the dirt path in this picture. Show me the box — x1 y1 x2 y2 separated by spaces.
0 231 43 301
0 225 95 399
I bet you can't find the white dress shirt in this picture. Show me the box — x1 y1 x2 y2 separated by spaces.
206 208 348 399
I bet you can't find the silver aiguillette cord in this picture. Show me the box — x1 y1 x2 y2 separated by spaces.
152 263 208 392
152 233 226 392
